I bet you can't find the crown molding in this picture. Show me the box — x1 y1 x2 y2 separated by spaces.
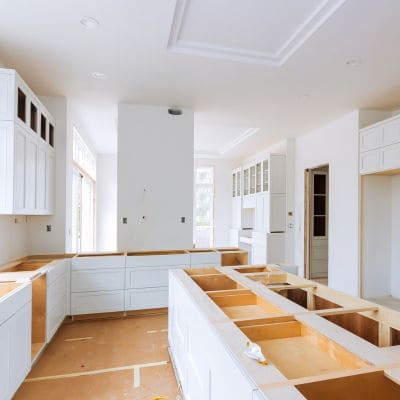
168 0 347 66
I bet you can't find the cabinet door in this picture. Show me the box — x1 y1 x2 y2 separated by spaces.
381 143 400 171
360 126 382 152
269 194 286 232
45 152 55 213
255 194 265 231
9 302 31 398
360 149 380 174
25 134 37 213
36 145 46 212
13 125 25 212
0 322 10 400
382 119 400 147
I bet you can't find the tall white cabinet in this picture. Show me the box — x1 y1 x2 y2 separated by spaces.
0 68 55 215
230 154 286 264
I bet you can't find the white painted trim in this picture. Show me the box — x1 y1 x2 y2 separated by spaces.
195 127 260 159
168 0 347 66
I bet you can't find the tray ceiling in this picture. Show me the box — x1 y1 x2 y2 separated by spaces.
168 0 347 66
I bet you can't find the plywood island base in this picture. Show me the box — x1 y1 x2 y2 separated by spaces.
169 265 400 399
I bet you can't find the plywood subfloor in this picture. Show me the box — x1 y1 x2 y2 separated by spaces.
257 336 358 379
15 314 180 400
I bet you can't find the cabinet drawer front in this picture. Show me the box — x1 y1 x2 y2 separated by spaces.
71 268 125 292
126 266 185 289
71 291 124 315
360 149 380 174
47 272 67 308
360 126 382 152
47 294 66 342
382 120 400 147
381 143 400 171
126 254 190 267
242 195 256 209
71 256 125 269
190 252 221 267
125 287 168 310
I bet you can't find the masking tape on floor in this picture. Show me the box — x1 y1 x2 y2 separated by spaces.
25 360 169 383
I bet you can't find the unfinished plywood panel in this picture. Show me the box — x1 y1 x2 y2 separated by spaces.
324 312 379 346
3 261 47 272
191 274 244 291
32 274 47 360
391 327 400 346
240 321 368 379
221 251 248 266
314 294 341 310
0 282 20 297
234 266 278 274
296 371 400 400
185 267 221 276
209 292 285 320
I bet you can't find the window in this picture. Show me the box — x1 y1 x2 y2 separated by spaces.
71 127 96 253
194 166 214 248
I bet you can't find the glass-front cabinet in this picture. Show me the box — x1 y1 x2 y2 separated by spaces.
244 169 249 195
250 166 256 194
263 160 269 192
232 172 236 197
236 171 241 196
256 162 262 193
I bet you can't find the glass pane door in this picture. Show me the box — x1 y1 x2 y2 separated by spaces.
250 166 256 194
256 163 262 193
236 171 241 196
232 173 236 197
263 160 269 191
244 169 249 195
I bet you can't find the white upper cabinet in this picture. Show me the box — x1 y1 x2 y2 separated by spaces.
359 114 400 175
0 68 55 215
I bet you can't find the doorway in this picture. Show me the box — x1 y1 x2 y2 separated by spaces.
304 165 329 284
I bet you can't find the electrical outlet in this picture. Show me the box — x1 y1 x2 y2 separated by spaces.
46 225 52 232
181 217 186 223
122 217 128 224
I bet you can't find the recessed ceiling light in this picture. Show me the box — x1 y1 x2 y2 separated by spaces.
80 16 100 29
346 59 362 67
91 72 107 79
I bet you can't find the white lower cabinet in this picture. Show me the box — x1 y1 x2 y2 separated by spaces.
189 251 221 267
252 232 285 264
0 300 31 400
71 268 125 292
71 290 125 315
125 287 168 310
169 273 256 400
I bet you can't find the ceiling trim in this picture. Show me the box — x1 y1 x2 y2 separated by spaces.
195 127 260 159
168 0 347 66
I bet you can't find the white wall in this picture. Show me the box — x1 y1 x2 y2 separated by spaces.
117 104 194 250
294 111 360 296
28 96 69 254
195 158 234 247
391 175 400 298
0 216 29 265
96 154 117 252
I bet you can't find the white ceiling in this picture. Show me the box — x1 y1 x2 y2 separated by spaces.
1 0 400 158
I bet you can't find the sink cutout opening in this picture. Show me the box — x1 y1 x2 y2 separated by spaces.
32 275 47 361
239 321 368 379
296 371 400 400
210 292 285 320
191 274 243 292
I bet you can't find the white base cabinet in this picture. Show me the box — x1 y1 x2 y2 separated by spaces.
125 287 168 310
0 283 31 400
70 254 126 315
169 273 258 400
